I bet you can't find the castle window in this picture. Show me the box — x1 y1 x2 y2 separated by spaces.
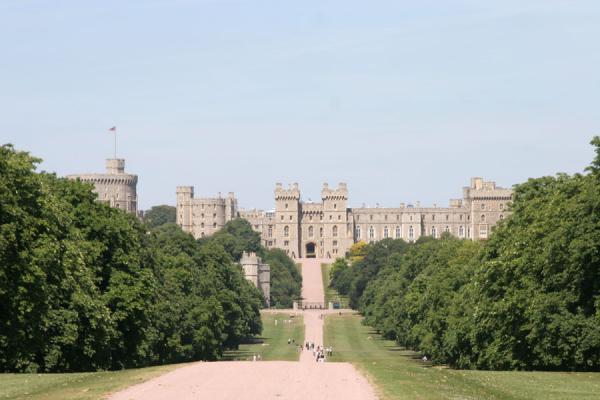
285 203 288 209
500 214 504 220
310 215 313 221
333 225 338 237
281 215 284 221
268 226 273 237
445 226 450 232
409 226 414 240
385 215 388 221
431 226 437 238
410 215 413 222
284 240 289 246
446 215 449 221
481 214 486 222
460 214 463 221
356 215 360 221
338 215 341 220
368 226 375 240
290 215 293 221
459 226 464 237
329 215 332 221
480 225 488 237
395 226 401 238
201 223 204 228
308 226 314 237
396 215 399 221
201 232 205 237
213 213 216 218
481 204 486 210
383 226 389 238
356 225 361 239
467 227 471 238
370 215 373 221
213 222 217 228
201 213 205 218
468 215 471 221
432 215 435 221
201 204 204 209
500 203 504 210
334 203 337 209
333 240 338 247
284 226 290 237
320 227 323 237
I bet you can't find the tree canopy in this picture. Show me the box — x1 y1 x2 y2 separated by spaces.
0 145 261 372
143 205 176 229
330 137 600 371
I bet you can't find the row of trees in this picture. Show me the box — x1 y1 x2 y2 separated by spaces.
0 145 263 372
330 138 600 371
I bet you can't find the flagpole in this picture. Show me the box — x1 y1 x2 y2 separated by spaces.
114 128 116 159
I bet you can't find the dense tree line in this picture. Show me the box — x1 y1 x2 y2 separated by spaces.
206 218 302 308
0 145 262 372
331 138 600 371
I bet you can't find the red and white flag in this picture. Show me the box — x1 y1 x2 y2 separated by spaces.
108 126 116 132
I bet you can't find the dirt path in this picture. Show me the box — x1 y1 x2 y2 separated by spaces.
108 259 377 400
300 257 325 304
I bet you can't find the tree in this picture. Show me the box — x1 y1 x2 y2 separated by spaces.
143 205 176 229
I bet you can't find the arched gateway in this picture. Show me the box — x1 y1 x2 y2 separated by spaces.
305 242 316 258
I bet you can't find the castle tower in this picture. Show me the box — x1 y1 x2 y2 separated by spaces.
225 192 238 222
240 251 270 307
176 186 194 233
274 183 301 258
463 177 512 240
67 158 138 214
321 182 351 258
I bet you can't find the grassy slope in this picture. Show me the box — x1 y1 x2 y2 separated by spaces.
321 263 349 307
224 312 304 361
324 313 600 400
0 364 180 400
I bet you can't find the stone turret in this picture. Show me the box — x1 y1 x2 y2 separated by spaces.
67 158 138 214
240 252 270 307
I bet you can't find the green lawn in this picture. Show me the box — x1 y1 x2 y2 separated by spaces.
324 313 600 400
321 262 349 307
0 364 180 400
223 312 304 361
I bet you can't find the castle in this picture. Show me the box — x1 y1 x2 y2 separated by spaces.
67 159 138 214
176 177 513 259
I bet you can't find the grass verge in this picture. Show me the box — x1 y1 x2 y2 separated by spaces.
223 312 304 361
321 262 349 307
324 313 600 400
0 364 180 400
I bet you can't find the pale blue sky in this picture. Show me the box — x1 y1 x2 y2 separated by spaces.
1 1 599 210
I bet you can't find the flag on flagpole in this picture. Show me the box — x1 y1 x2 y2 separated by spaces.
109 126 116 132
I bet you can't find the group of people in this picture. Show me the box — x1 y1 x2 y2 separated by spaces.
301 341 333 362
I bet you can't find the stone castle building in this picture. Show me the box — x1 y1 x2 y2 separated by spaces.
177 177 512 259
68 159 138 214
239 252 270 306
175 187 237 238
